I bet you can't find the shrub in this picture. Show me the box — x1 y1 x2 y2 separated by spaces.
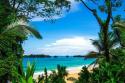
76 48 125 83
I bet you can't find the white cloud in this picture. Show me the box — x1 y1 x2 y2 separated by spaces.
69 0 80 12
31 15 63 21
35 36 97 56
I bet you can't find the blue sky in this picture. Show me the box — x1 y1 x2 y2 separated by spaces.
23 1 102 56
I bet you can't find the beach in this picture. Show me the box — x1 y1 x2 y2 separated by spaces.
65 66 82 83
33 64 99 83
33 66 82 83
33 66 83 79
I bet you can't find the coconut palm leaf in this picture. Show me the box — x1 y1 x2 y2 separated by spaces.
108 32 119 48
91 30 118 54
113 21 125 47
113 21 125 29
3 19 42 39
0 19 42 53
57 65 68 77
91 39 104 53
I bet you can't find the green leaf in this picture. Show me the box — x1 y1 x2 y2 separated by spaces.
28 76 34 83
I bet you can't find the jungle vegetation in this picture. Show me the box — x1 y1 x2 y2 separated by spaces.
1 0 125 83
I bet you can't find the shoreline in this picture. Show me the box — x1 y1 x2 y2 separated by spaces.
33 65 90 79
33 65 85 79
33 64 99 83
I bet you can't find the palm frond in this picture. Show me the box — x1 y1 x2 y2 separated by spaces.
113 21 125 29
112 21 125 47
91 30 119 54
3 19 42 39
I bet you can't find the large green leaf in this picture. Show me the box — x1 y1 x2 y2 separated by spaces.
28 76 34 83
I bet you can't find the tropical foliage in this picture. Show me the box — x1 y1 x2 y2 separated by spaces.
76 49 125 83
113 20 125 48
12 62 36 83
15 64 68 83
38 65 68 83
1 0 125 83
75 0 125 83
77 0 123 61
75 14 125 83
0 0 70 82
91 29 118 54
0 19 42 82
49 65 68 83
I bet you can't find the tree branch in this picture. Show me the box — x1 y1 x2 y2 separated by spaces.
80 0 103 26
15 0 22 13
105 0 112 27
90 0 99 6
111 15 114 23
80 0 93 12
12 0 16 8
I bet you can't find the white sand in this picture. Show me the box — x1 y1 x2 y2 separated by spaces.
33 64 99 83
33 65 90 79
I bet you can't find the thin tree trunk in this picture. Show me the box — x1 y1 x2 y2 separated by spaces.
103 26 110 61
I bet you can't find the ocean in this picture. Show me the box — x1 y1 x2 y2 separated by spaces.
23 56 96 72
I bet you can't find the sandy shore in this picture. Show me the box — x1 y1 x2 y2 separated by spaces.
65 66 82 83
33 64 98 83
33 66 83 79
66 64 98 83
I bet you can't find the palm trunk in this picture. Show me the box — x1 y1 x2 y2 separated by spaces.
103 26 110 62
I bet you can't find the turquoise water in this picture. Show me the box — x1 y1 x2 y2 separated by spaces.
23 56 96 72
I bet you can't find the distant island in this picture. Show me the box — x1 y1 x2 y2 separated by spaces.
23 52 97 58
24 55 71 58
73 55 85 57
73 51 98 58
24 54 51 58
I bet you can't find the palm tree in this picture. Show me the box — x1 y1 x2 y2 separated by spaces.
50 65 68 83
44 68 49 83
91 29 119 55
0 19 42 56
5 19 42 39
57 65 68 78
86 29 119 69
0 19 42 82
